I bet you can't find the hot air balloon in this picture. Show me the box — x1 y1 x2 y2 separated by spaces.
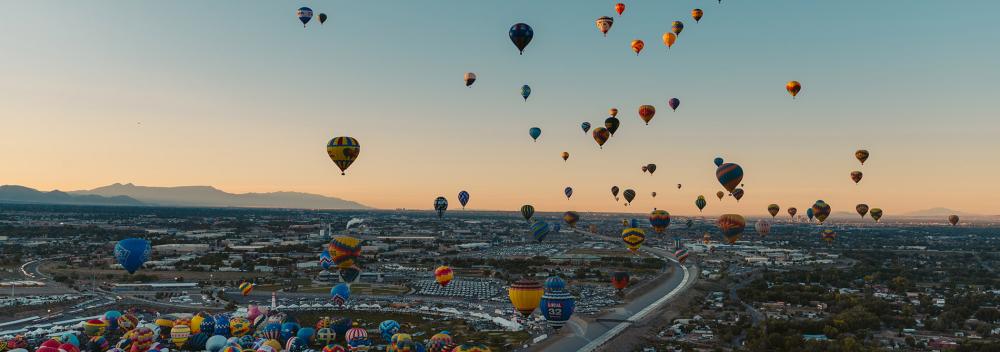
806 207 815 221
326 137 360 175
595 16 614 37
296 7 313 27
695 196 707 212
170 325 190 348
458 191 470 209
646 163 657 175
426 332 453 352
662 33 676 49
581 122 591 133
377 321 400 343
345 324 370 350
850 171 863 184
531 222 552 243
870 208 883 222
563 211 580 228
509 23 533 55
767 204 780 218
318 13 327 25
856 204 869 218
83 319 108 337
319 249 335 271
732 188 744 202
788 207 798 218
464 72 477 87
623 189 636 205
675 248 690 264
641 165 648 173
786 81 801 98
114 238 151 274
716 162 743 192
812 200 831 223
668 98 680 111
692 9 704 22
508 279 544 317
610 272 629 291
521 85 531 101
592 127 610 148
329 236 361 269
452 343 490 352
671 21 684 35
239 282 254 296
604 117 620 135
856 149 869 165
539 289 575 330
651 191 657 198
564 187 573 199
677 183 682 189
622 227 646 252
631 39 644 55
330 284 350 306
702 232 711 244
649 210 671 233
754 220 771 237
611 186 620 201
434 197 448 218
717 214 746 244
529 127 541 141
638 105 655 125
521 204 535 222
714 157 724 166
561 152 569 162
615 3 625 16
434 266 453 287
340 265 361 283
716 191 725 201
948 215 959 226
609 108 619 117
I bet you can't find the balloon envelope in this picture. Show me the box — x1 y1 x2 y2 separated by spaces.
114 238 151 274
509 23 534 54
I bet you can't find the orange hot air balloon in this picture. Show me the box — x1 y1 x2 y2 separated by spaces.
615 3 625 16
662 33 677 49
609 108 619 117
561 152 569 162
434 266 454 287
638 105 655 125
610 272 629 291
631 40 644 55
692 9 703 22
850 171 863 184
786 81 802 98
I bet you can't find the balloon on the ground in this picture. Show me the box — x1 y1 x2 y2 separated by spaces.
379 321 401 343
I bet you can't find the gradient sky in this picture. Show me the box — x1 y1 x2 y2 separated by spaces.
2 1 999 216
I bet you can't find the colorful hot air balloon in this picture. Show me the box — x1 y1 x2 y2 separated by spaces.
692 9 704 22
345 324 370 350
856 149 869 165
811 200 831 223
458 191 470 209
239 282 254 296
434 197 448 218
754 220 771 237
508 279 544 317
649 210 671 233
581 122 591 133
592 127 610 148
539 289 575 330
767 204 780 218
318 13 327 25
631 39 644 55
329 236 361 269
671 21 684 35
662 32 676 49
509 23 533 55
452 343 491 352
609 108 619 117
170 325 190 349
716 191 725 201
596 16 614 37
611 186 620 201
856 204 870 218
426 332 453 352
806 207 815 221
695 196 707 212
83 319 108 337
622 227 646 252
564 186 573 199
786 81 801 98
530 221 550 242
520 204 535 221
464 72 477 87
850 171 863 184
638 105 655 125
296 7 313 27
870 208 883 222
561 151 569 162
948 215 959 226
528 127 542 141
821 229 836 243
521 85 531 101
434 266 454 287
716 162 744 192
668 98 680 111
623 189 636 205
615 3 625 16
604 117 620 135
379 321 401 343
646 163 657 175
319 249 334 271
732 188 744 202
788 207 798 218
675 248 690 264
717 214 746 244
610 272 629 291
326 137 360 175
114 238 151 274
563 211 580 228
330 283 350 306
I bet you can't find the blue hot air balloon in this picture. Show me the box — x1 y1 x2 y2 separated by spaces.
564 186 573 199
544 276 566 292
434 196 448 218
521 85 531 101
530 221 550 242
806 207 815 221
509 23 534 54
540 289 575 330
529 127 542 141
330 283 350 306
379 320 401 342
458 191 470 209
296 7 313 27
713 157 724 167
581 122 591 133
114 238 151 274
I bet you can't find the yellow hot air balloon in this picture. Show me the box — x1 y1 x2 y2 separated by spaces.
692 9 704 22
662 32 676 49
508 279 544 317
786 81 801 98
327 136 361 175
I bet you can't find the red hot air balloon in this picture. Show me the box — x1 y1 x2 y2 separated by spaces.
615 3 625 16
638 105 655 125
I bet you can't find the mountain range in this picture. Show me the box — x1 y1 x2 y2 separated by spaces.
0 183 369 210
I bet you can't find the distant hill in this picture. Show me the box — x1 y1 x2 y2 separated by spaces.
70 183 370 210
902 207 979 217
0 185 145 206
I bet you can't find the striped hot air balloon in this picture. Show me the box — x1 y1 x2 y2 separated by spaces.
530 221 550 242
328 236 361 269
508 279 544 317
434 266 454 287
520 204 535 221
715 162 744 193
621 227 646 252
649 210 671 233
717 214 746 244
326 137 360 175
754 220 771 237
238 282 254 296
674 248 690 264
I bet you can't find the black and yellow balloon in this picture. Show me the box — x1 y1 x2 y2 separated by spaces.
326 137 360 175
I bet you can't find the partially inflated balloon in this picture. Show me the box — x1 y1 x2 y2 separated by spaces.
434 197 448 218
596 16 614 37
692 9 703 22
509 23 533 55
521 204 534 221
948 215 959 226
856 204 869 218
528 127 541 141
638 105 655 125
812 200 831 223
561 151 569 162
563 211 580 228
716 163 744 192
508 279 543 317
615 3 625 16
870 208 883 222
604 117 620 135
326 137 360 175
855 149 869 165
621 227 646 252
581 122 591 133
434 266 453 287
671 21 684 35
767 204 780 218
592 127 610 148
114 238 151 274
464 72 477 87
695 196 707 212
521 85 531 101
631 39 644 55
786 81 801 98
662 33 676 49
623 189 636 205
850 171 863 184
788 207 798 218
668 98 680 111
458 191 470 209
649 210 671 233
296 7 313 27
717 214 746 244
564 187 573 199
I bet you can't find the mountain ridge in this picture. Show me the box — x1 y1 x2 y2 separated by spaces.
0 185 145 206
69 183 369 210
